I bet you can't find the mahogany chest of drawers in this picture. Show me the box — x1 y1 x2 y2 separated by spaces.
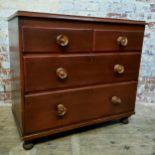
8 11 145 149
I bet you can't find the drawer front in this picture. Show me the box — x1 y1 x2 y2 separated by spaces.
24 53 140 92
22 27 93 52
94 30 144 52
24 82 137 134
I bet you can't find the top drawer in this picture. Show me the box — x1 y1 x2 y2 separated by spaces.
22 27 93 53
94 30 144 52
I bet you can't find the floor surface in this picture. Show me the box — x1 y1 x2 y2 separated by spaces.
0 104 155 155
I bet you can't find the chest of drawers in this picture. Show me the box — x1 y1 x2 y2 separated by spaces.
8 11 145 149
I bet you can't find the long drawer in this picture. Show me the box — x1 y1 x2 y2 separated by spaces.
24 81 137 134
24 53 141 92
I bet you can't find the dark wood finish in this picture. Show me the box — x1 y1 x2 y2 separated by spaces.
24 53 140 93
22 111 134 141
20 19 144 53
24 82 137 134
8 11 145 25
94 30 144 52
8 17 24 134
22 27 93 52
8 11 145 144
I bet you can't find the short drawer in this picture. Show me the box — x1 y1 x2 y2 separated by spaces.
94 30 144 52
24 82 137 134
22 27 93 52
24 53 140 92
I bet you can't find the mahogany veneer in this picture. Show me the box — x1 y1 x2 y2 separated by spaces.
8 11 145 149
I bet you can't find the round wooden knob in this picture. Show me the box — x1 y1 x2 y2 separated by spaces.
56 34 69 46
114 64 125 74
56 67 68 80
57 104 67 117
117 36 128 47
111 96 122 105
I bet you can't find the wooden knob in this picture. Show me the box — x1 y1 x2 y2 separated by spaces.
111 96 122 105
114 64 125 74
56 34 69 46
57 104 67 117
117 36 128 47
56 67 68 80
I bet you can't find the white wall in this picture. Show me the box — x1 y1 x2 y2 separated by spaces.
0 0 155 105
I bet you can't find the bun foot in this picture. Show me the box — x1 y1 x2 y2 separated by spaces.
120 117 129 124
23 142 34 150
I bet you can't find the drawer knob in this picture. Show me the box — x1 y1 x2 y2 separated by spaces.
56 34 69 46
56 67 68 80
114 64 125 74
57 104 67 117
111 96 122 105
117 36 128 47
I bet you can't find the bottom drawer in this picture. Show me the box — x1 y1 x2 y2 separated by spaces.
24 82 137 134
